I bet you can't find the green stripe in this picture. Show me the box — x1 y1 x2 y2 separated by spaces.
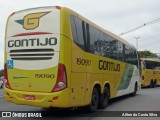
118 64 134 90
13 76 29 79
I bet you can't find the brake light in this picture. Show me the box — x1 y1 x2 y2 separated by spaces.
142 75 144 80
55 6 61 10
52 64 67 92
4 63 12 89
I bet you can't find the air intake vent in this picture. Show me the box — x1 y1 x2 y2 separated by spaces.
10 49 54 60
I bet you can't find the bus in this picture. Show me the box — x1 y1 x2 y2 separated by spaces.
141 58 160 88
4 6 141 112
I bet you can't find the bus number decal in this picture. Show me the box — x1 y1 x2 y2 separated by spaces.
76 58 91 66
35 74 55 79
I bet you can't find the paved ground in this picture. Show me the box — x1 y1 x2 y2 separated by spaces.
0 87 160 120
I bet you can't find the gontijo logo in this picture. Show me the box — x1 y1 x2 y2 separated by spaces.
15 12 50 30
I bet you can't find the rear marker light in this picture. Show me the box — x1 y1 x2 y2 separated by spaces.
55 6 61 10
48 96 59 102
52 96 59 100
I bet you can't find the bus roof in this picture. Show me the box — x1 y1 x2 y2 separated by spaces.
11 6 136 50
141 58 160 62
13 6 61 14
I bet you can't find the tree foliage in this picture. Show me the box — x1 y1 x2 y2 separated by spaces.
139 50 158 58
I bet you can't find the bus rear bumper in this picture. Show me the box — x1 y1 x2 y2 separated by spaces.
4 87 69 108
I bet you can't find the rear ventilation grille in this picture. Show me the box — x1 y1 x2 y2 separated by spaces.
10 49 54 60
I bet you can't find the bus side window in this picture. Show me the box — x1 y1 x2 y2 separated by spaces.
70 15 78 44
70 15 85 51
88 25 100 55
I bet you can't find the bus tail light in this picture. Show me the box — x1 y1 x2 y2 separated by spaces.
4 63 12 89
142 75 144 80
52 64 67 92
55 6 61 10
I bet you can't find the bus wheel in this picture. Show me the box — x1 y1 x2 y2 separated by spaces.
131 83 137 96
99 87 109 109
86 88 99 112
153 80 157 88
150 80 153 88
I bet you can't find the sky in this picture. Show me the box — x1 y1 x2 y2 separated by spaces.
0 0 160 69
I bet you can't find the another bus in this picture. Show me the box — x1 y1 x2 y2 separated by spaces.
4 6 141 112
141 58 160 88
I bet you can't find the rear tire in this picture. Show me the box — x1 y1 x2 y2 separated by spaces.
153 80 157 88
99 87 109 109
86 88 99 112
150 80 153 88
131 83 137 96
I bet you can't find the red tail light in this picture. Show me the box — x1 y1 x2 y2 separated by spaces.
4 63 12 89
142 75 144 80
52 64 67 92
55 6 61 10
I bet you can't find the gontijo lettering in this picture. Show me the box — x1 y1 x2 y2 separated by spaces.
99 60 120 71
8 37 57 47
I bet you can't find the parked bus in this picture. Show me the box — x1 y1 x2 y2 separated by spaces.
4 6 141 112
141 58 160 88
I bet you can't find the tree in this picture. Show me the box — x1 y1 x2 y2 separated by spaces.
139 50 158 58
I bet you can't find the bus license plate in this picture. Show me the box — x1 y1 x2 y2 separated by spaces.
25 95 35 100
